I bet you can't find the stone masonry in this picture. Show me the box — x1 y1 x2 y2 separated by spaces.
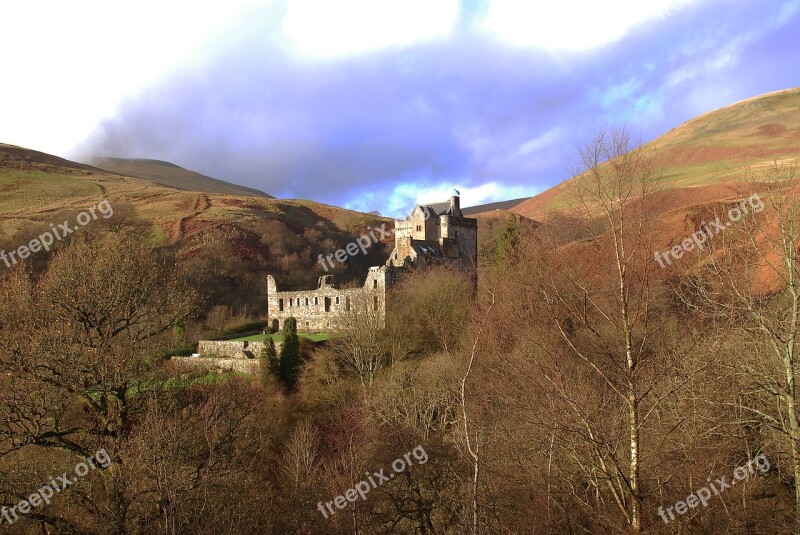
197 340 269 359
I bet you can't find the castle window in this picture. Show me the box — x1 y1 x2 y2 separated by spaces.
416 225 421 231
373 280 377 289
374 296 379 311
278 299 284 312
335 296 340 304
305 297 309 306
289 298 293 306
346 296 351 311
315 297 318 305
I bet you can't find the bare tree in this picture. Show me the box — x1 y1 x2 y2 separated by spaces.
0 234 200 532
333 289 391 389
459 291 494 534
532 126 710 532
681 160 800 532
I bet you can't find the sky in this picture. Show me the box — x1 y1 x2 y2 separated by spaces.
1 0 800 217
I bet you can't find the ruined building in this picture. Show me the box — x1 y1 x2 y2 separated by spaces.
267 195 477 332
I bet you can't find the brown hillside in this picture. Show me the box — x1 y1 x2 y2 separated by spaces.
514 87 800 219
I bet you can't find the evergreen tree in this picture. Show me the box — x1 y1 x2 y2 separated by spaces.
279 317 300 388
259 337 280 387
267 338 280 376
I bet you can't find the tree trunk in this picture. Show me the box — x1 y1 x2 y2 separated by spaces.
628 385 641 532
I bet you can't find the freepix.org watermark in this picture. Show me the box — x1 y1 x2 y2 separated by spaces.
1 200 114 269
316 206 433 273
657 453 770 524
317 445 429 519
654 193 764 268
317 224 393 273
1 448 112 527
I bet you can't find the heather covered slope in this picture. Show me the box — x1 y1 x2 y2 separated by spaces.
513 88 800 218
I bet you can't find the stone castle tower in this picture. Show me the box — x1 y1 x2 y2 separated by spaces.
267 195 477 332
387 194 478 274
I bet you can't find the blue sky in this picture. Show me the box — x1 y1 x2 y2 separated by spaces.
2 0 800 217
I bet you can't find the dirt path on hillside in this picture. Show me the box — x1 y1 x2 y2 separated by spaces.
171 193 210 242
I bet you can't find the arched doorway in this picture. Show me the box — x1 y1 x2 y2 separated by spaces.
272 319 279 332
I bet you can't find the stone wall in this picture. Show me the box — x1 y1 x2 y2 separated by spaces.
171 356 260 374
441 214 478 271
197 340 268 359
266 269 387 332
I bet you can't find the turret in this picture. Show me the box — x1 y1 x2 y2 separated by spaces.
450 195 462 217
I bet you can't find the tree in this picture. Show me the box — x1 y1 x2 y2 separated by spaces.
494 215 520 265
333 290 390 388
267 338 280 376
0 233 200 533
259 337 280 387
528 126 707 532
387 267 473 357
279 317 300 388
681 161 800 532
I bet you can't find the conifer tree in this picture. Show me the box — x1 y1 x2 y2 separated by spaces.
259 337 280 387
279 317 300 388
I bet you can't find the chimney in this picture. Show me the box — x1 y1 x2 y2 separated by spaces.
450 195 462 217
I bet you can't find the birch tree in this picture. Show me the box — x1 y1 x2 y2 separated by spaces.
536 126 703 531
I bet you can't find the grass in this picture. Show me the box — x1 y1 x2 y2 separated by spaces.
230 332 334 343
0 170 99 214
77 370 241 402
127 370 243 397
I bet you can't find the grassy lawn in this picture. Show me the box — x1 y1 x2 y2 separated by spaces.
230 332 334 343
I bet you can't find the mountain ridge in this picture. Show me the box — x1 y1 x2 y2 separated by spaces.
512 87 800 218
90 156 273 198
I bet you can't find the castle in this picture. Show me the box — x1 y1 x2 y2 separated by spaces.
266 195 477 332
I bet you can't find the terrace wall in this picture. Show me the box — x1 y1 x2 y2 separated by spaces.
171 356 260 374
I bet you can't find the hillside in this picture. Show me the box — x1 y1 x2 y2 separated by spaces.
461 197 531 215
514 87 800 218
0 143 390 313
90 156 273 198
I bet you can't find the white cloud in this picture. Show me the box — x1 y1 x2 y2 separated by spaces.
478 0 698 51
0 0 264 156
354 182 538 218
512 128 564 159
282 0 460 59
667 32 750 89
